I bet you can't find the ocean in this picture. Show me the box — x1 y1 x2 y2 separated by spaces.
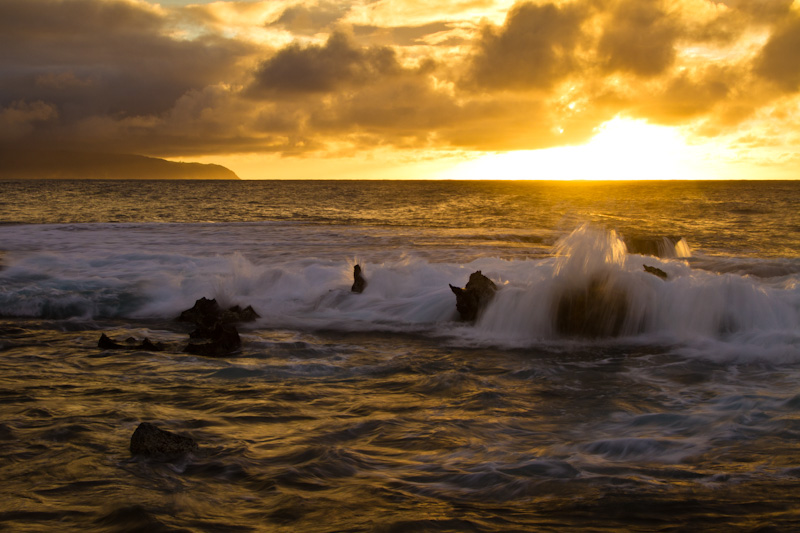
1 179 799 532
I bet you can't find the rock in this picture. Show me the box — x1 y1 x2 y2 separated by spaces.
130 422 198 458
178 297 259 326
184 323 241 357
139 338 166 351
554 275 628 338
177 297 222 325
177 297 255 356
97 334 164 352
643 264 668 280
449 271 497 321
98 333 124 349
351 264 367 293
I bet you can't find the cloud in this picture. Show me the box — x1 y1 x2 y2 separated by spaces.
755 14 800 91
270 1 350 35
0 0 252 126
1 0 800 174
0 100 58 140
247 32 402 96
597 0 679 77
464 2 588 90
0 0 258 158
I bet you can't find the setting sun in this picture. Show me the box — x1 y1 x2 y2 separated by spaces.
436 118 712 180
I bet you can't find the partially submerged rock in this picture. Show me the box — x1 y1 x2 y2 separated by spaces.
184 323 241 357
177 297 259 327
177 297 258 356
351 264 367 293
98 334 165 351
449 271 497 321
643 264 668 280
130 422 197 458
554 275 628 338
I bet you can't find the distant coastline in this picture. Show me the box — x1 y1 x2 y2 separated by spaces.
0 149 239 180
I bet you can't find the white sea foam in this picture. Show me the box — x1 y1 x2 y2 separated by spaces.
1 223 798 361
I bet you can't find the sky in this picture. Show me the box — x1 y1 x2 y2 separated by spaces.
1 0 800 180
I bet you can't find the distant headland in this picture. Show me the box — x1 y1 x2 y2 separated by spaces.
0 149 239 180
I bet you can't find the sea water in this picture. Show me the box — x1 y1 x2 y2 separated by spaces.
1 179 799 531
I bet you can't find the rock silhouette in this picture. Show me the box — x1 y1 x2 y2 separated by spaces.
130 422 198 458
449 271 497 321
177 297 259 326
351 264 367 293
178 297 257 357
643 264 668 280
98 333 165 351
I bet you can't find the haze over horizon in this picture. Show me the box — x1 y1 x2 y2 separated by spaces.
2 0 800 180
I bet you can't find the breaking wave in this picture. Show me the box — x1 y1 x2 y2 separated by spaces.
0 223 798 361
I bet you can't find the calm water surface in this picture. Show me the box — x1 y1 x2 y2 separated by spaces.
1 180 800 531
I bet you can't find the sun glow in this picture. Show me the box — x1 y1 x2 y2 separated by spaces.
437 118 715 180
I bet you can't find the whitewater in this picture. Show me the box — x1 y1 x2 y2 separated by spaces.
1 179 800 531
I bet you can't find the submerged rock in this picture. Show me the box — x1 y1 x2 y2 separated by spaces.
449 271 497 321
130 422 197 458
643 264 668 280
554 275 628 338
351 264 367 293
184 323 241 357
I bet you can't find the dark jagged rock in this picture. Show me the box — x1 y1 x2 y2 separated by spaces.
643 264 668 280
97 334 164 352
139 338 165 351
129 422 198 458
184 323 241 357
178 297 259 326
449 271 497 321
177 297 255 357
178 297 221 325
554 275 628 338
351 264 367 293
98 333 124 349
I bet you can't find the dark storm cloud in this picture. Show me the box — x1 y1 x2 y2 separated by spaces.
247 32 401 97
755 14 800 91
465 2 588 90
0 0 251 134
309 70 461 143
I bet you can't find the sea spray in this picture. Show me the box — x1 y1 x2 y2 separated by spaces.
0 222 798 359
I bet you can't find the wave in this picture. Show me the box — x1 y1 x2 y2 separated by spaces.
0 224 798 360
